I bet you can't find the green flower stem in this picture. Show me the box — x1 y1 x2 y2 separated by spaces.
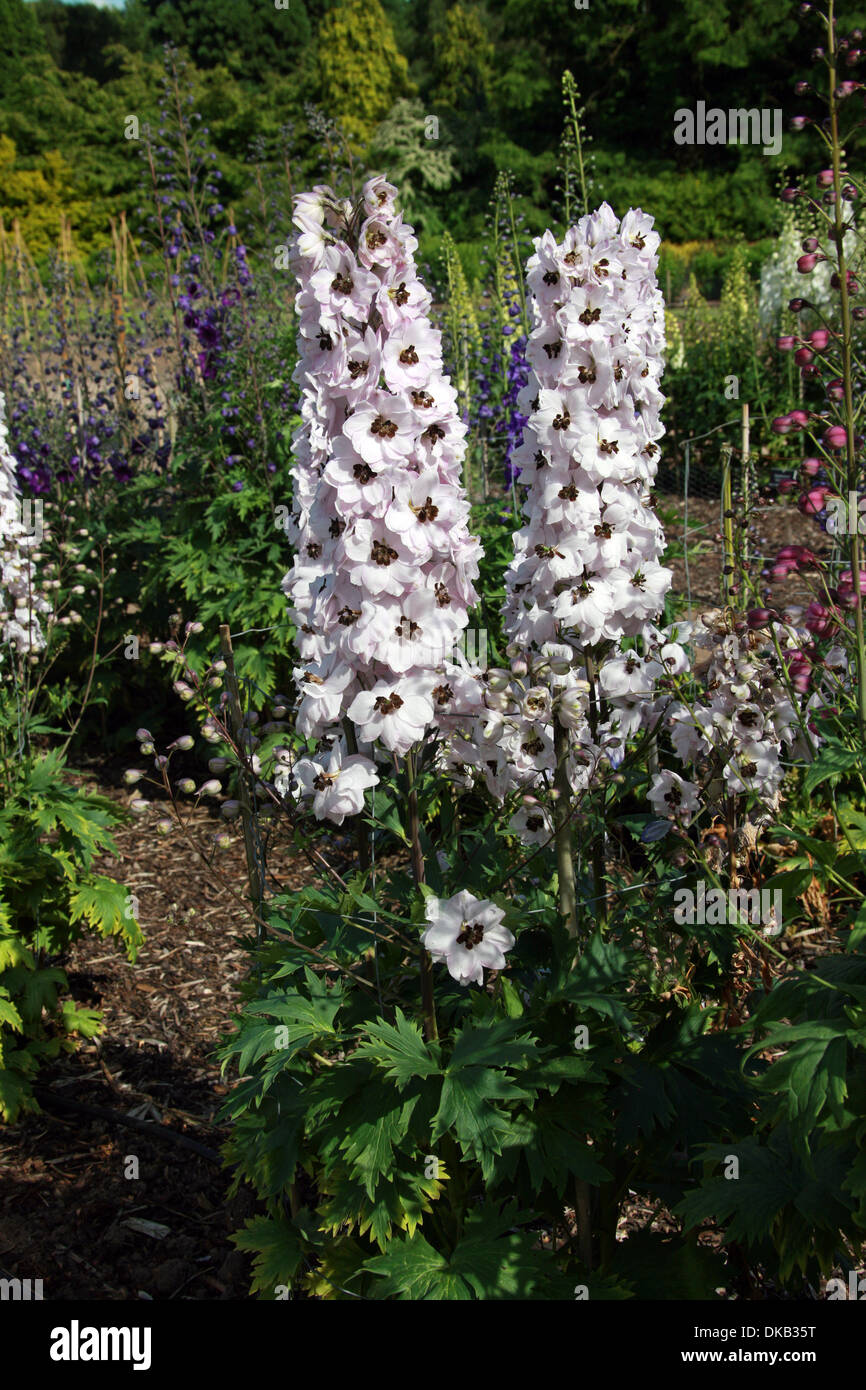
552 714 579 940
407 751 438 1042
827 0 866 742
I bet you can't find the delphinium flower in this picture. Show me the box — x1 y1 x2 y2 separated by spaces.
282 176 484 823
647 611 817 819
0 390 51 660
439 203 671 839
502 333 530 486
421 890 515 986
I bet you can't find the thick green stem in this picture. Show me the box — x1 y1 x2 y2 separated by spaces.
553 715 579 939
407 755 437 1042
583 655 608 928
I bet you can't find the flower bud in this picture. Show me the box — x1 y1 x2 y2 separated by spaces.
176 778 196 794
123 769 145 784
170 734 195 751
156 819 173 837
221 800 241 819
198 779 222 796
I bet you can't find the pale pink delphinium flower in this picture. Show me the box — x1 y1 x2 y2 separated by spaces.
441 205 671 841
421 890 515 986
283 177 483 823
0 390 50 663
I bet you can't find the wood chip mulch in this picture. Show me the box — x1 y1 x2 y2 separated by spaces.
0 772 319 1301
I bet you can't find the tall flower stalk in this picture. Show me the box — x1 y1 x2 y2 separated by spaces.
440 204 670 940
777 0 866 738
284 176 484 1034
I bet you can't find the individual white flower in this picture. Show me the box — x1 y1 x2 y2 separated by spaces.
347 677 434 755
421 889 515 986
647 769 701 820
291 743 379 824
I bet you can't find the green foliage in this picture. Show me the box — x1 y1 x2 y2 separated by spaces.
316 0 411 146
368 99 456 232
0 741 141 1121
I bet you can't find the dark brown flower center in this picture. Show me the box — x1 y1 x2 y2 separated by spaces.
371 539 398 565
374 693 404 716
414 496 439 523
371 414 398 439
456 920 485 949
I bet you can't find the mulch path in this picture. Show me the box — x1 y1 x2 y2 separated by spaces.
0 767 321 1301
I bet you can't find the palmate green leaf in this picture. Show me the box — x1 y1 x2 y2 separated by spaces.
0 990 23 1032
364 1232 469 1299
746 1022 856 1133
3 965 67 1024
677 1134 854 1267
448 1017 539 1072
613 1056 675 1141
365 1204 571 1300
0 934 33 971
677 1140 795 1247
0 1059 40 1123
433 1068 525 1181
452 1202 577 1299
232 1214 304 1297
338 1080 420 1200
58 1000 103 1039
69 876 143 957
499 1100 612 1194
545 931 634 1027
354 1009 441 1089
318 1162 442 1251
232 989 342 1076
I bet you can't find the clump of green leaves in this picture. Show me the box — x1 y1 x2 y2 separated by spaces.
0 741 141 1121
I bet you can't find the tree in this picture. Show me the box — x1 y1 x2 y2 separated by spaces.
431 3 492 111
0 0 48 85
316 0 412 145
368 98 456 229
